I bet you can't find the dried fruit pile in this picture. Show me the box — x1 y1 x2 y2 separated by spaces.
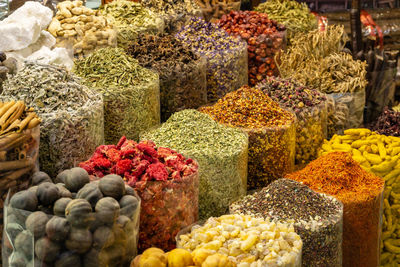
80 136 199 251
218 11 286 86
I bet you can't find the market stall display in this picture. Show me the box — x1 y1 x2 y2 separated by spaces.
256 77 328 165
254 0 317 44
195 0 241 22
371 107 400 136
177 214 303 266
141 109 248 219
74 47 159 144
176 17 248 103
287 152 384 267
141 0 202 33
127 33 207 122
0 62 104 178
80 136 199 252
98 1 164 49
200 86 296 189
231 179 343 267
218 11 286 86
3 168 140 267
48 1 117 59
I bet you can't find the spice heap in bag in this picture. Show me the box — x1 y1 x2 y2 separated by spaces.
176 17 248 103
231 179 343 267
371 107 400 137
3 169 140 267
287 152 384 267
142 109 248 219
256 77 327 165
200 86 295 189
218 11 286 86
177 214 303 266
48 0 117 58
1 63 104 177
80 136 199 251
74 47 159 144
128 33 207 121
195 0 241 22
98 1 164 49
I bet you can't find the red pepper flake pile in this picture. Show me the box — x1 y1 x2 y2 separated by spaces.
287 152 384 267
218 10 286 85
200 86 296 189
80 136 199 252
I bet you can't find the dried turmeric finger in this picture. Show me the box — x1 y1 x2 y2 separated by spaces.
363 151 383 165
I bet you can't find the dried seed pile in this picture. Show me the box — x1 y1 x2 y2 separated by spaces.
98 1 164 48
0 62 104 177
256 77 327 165
127 33 207 121
74 47 160 144
141 109 248 219
176 17 248 103
218 11 286 86
230 179 343 267
200 86 295 189
287 152 384 267
371 107 400 137
195 0 241 22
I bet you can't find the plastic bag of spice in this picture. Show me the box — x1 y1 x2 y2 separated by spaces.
2 170 141 267
330 90 365 130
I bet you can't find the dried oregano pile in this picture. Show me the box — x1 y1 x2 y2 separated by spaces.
0 62 104 177
141 109 248 219
74 47 160 144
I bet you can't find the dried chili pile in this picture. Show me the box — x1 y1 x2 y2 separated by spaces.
127 33 207 121
80 136 198 252
176 17 248 103
256 77 327 165
371 107 400 137
230 178 343 267
286 152 384 267
200 86 296 189
218 10 286 86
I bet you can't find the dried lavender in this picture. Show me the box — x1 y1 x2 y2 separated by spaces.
371 107 400 137
230 178 343 267
0 62 104 177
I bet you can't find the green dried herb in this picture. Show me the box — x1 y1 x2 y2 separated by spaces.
0 62 104 177
74 47 160 144
141 109 248 219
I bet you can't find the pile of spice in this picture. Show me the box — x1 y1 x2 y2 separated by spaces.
141 109 248 219
371 107 400 137
230 179 343 267
200 86 296 189
218 11 286 86
0 62 104 177
177 214 303 266
80 136 198 252
318 129 400 265
74 47 160 144
141 0 202 33
195 0 241 22
176 17 248 103
48 1 117 58
127 33 207 121
98 1 164 49
256 77 327 165
255 0 317 43
286 152 384 267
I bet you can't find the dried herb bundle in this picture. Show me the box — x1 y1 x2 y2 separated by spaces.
74 47 160 144
127 33 207 121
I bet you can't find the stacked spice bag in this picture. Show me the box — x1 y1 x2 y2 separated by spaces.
80 136 199 252
287 152 384 267
127 33 207 121
3 168 140 266
200 86 296 189
176 17 248 103
218 11 286 86
74 47 159 144
231 179 343 267
142 109 248 219
0 62 104 177
256 77 328 165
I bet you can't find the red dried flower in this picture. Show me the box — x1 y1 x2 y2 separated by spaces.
137 142 158 158
106 148 121 163
114 159 132 176
116 136 127 149
146 162 168 181
94 158 112 169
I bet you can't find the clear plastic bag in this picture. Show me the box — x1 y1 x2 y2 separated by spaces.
134 170 199 252
326 93 350 137
330 90 365 131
